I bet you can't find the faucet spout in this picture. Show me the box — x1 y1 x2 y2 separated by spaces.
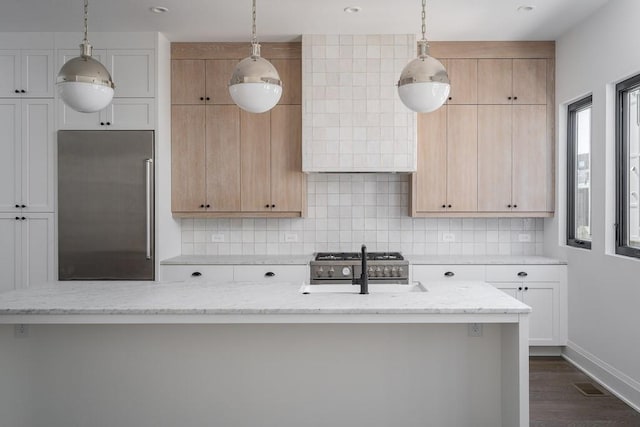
359 244 368 294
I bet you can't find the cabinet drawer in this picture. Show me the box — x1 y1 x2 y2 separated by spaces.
412 265 485 282
161 265 234 282
485 265 561 282
233 265 307 283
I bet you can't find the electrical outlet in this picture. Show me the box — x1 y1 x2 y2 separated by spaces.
211 233 225 243
518 233 532 242
442 232 456 242
14 324 28 338
468 323 482 337
284 232 298 243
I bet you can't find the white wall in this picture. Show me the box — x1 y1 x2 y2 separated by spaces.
548 0 640 409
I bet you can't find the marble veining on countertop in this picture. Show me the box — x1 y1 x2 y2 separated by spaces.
0 280 530 317
406 255 567 265
161 255 314 265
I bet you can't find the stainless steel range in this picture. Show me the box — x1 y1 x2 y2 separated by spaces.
310 252 409 284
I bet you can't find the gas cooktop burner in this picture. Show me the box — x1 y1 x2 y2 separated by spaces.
314 252 404 261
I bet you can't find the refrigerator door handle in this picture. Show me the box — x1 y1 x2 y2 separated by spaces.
145 159 153 260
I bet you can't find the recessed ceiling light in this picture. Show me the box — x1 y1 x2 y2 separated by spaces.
150 6 169 13
344 6 362 13
517 5 536 12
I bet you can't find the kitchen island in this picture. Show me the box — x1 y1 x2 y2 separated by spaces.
0 280 530 427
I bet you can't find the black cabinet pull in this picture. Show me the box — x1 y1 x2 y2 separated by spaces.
513 204 518 208
514 96 518 100
271 204 275 208
15 216 20 220
524 286 529 291
200 97 204 101
507 204 512 208
448 204 452 208
206 97 210 101
15 204 20 208
200 204 205 208
442 204 446 208
518 287 523 291
14 89 20 93
100 122 105 126
265 204 270 208
191 271 202 277
20 89 25 93
21 217 25 220
444 271 455 277
448 97 452 100
106 122 111 126
265 271 275 277
517 271 528 278
21 204 26 208
508 96 512 100
206 204 211 208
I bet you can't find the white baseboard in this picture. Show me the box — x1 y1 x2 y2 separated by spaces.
563 341 640 412
529 346 563 356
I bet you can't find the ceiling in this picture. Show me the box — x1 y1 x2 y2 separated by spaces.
0 0 610 42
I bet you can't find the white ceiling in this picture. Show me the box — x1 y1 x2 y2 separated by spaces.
0 0 610 42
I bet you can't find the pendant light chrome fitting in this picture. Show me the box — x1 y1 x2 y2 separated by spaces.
57 0 115 113
397 0 450 113
229 0 283 114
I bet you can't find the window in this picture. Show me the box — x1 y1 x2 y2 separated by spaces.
567 96 592 249
616 74 640 258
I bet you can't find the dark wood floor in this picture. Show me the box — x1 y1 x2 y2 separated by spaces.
530 357 640 426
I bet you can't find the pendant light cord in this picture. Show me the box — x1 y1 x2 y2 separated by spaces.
421 0 427 41
83 0 89 44
251 0 258 46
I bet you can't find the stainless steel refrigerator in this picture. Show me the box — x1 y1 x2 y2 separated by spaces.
58 130 154 280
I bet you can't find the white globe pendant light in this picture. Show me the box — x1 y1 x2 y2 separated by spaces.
57 0 115 113
229 0 282 114
397 0 450 113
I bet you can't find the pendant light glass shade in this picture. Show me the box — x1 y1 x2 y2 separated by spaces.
397 1 450 113
57 0 115 113
229 0 282 114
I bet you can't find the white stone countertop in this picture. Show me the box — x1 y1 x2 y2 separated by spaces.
161 255 314 265
0 280 530 320
407 255 567 265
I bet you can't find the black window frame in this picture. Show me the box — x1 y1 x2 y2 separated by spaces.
567 95 593 249
616 74 640 259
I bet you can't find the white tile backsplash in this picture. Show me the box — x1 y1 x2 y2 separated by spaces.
181 174 544 257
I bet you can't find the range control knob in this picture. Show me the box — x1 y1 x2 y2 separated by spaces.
391 267 398 277
397 267 404 277
368 267 375 277
342 267 351 277
375 267 382 277
383 267 391 277
315 267 324 277
327 267 335 277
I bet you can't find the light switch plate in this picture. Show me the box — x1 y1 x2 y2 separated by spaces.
285 232 298 243
442 232 455 243
211 233 225 243
518 233 532 242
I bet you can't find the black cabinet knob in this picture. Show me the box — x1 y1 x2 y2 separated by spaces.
524 286 529 291
508 96 512 100
513 204 518 208
206 204 211 208
20 89 26 93
14 89 20 93
206 97 210 101
15 204 20 208
21 204 26 208
444 271 455 277
200 204 205 208
21 217 26 220
200 97 204 101
517 271 528 278
442 204 446 208
271 204 275 208
191 271 202 277
514 96 518 100
448 97 452 100
507 204 512 208
100 122 105 126
518 287 523 291
265 272 276 277
448 204 452 208
106 122 111 126
265 204 270 208
15 216 20 220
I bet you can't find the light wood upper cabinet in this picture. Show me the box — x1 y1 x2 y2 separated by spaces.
271 105 304 212
447 105 478 212
206 106 241 211
171 105 206 213
478 105 512 212
170 42 305 218
447 59 477 105
171 60 206 105
478 58 547 105
412 105 477 214
512 105 549 212
241 111 272 212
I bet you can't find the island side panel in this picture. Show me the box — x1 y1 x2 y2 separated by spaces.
500 314 530 427
3 323 512 427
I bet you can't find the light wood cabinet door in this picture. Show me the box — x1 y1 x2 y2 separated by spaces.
241 111 271 212
477 59 513 104
205 106 241 211
171 106 206 212
513 59 547 105
512 105 548 212
478 105 512 212
171 60 206 105
270 105 303 212
447 59 477 105
447 105 477 212
271 59 302 105
205 60 237 105
415 107 448 212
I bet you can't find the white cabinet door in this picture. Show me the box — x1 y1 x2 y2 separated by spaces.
0 50 53 98
0 214 20 292
21 50 54 98
21 99 54 212
522 282 559 346
233 265 308 283
57 98 103 129
0 100 21 211
107 98 155 129
0 50 21 97
107 50 155 98
20 213 55 287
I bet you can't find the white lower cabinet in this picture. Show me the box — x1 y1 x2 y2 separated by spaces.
0 212 55 292
486 265 566 346
161 264 308 284
412 265 485 282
